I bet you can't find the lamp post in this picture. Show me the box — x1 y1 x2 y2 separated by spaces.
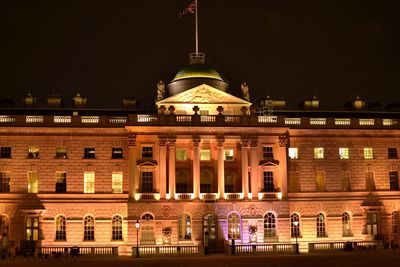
135 219 141 258
293 220 299 254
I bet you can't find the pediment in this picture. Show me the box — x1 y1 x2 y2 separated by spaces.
157 84 251 105
137 159 158 167
259 159 280 166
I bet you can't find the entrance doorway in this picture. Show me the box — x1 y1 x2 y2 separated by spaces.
203 214 217 249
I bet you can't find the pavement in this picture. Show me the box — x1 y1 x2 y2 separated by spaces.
2 250 400 267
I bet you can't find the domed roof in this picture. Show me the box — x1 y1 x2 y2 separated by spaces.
172 63 223 82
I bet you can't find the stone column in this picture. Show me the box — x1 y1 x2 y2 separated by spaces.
159 136 167 199
217 137 225 199
192 136 201 199
241 138 249 199
250 138 259 199
279 135 289 198
168 136 176 199
128 134 137 199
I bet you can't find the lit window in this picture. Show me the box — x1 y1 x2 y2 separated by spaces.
262 147 274 159
224 149 234 161
389 171 399 191
27 172 38 193
364 147 373 159
264 212 276 238
112 215 123 241
83 215 95 241
176 149 187 161
55 172 67 193
339 148 349 159
178 214 192 241
0 172 10 193
0 147 11 158
291 213 300 238
55 147 67 159
342 212 352 237
84 147 96 159
26 217 39 241
28 146 39 159
288 148 298 159
228 213 241 239
141 146 153 158
112 147 123 159
316 213 326 237
112 172 123 193
388 148 398 159
314 147 324 159
84 172 95 193
200 149 211 160
55 215 66 241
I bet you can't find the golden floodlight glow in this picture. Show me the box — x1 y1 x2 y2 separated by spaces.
258 192 263 200
248 193 252 199
166 193 171 200
277 192 283 200
134 194 140 201
154 194 161 201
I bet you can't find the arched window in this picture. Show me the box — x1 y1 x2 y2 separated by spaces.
141 213 155 244
0 215 9 240
392 211 399 234
178 213 192 240
112 215 123 241
55 215 66 241
342 212 352 237
290 213 300 237
264 212 276 238
228 213 241 239
316 213 326 237
84 215 95 241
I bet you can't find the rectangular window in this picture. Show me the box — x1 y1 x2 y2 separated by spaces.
200 183 211 193
389 171 399 191
314 147 324 159
0 172 10 193
55 147 67 159
141 146 153 158
224 149 234 161
112 147 123 159
288 148 298 159
27 172 39 193
263 171 274 192
112 172 123 193
339 148 349 159
364 147 373 159
28 146 40 159
263 147 274 159
26 217 39 241
84 147 96 159
315 171 325 192
388 148 398 159
84 172 95 193
176 149 187 161
55 172 67 193
200 149 211 160
0 147 11 158
141 172 153 193
366 171 375 191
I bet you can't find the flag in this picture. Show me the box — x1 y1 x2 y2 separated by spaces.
179 0 196 17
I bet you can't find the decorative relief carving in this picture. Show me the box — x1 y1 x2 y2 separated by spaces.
162 206 171 218
162 227 172 244
128 134 136 147
158 135 168 147
240 137 249 147
192 136 201 147
168 136 176 147
279 135 288 147
250 138 258 148
216 136 225 147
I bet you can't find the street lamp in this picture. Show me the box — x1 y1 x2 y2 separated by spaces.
135 219 141 258
293 220 299 254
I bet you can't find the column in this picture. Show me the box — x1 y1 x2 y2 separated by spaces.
241 138 249 199
128 134 137 199
250 138 259 199
159 136 167 199
279 135 289 198
168 136 176 199
217 137 225 199
193 136 201 199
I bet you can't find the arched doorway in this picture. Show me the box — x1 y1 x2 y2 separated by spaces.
203 214 217 249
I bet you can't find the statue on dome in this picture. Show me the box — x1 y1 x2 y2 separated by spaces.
156 80 165 101
241 82 250 101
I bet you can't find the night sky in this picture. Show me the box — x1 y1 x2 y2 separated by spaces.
1 0 399 110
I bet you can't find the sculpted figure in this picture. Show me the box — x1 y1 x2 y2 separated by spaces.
241 82 250 101
156 80 165 100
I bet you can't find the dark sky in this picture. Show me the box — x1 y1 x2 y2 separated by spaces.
1 0 400 109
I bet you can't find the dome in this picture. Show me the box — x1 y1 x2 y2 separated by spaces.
172 64 223 82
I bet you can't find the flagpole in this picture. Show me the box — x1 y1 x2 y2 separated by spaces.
195 0 198 54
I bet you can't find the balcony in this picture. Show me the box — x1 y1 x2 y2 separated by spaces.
135 193 160 201
224 193 243 200
175 193 194 201
258 192 282 200
200 193 217 202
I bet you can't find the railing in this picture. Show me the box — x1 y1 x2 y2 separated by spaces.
81 116 99 124
258 192 279 200
0 115 15 123
41 246 118 255
26 115 43 123
136 193 160 201
309 241 378 252
200 193 217 201
132 245 202 257
109 116 127 124
225 116 240 123
335 118 351 125
176 115 192 122
137 115 158 122
200 115 215 122
258 115 277 123
175 193 194 200
232 243 296 254
225 193 242 200
310 118 326 125
54 116 72 123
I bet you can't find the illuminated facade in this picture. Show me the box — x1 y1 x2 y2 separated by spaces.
1 53 400 256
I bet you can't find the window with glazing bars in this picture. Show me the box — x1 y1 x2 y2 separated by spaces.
83 216 95 241
316 213 326 237
0 172 10 193
141 172 153 193
388 148 398 159
390 171 399 191
112 215 123 240
0 147 11 158
263 147 273 159
55 215 66 241
112 147 123 159
84 147 95 159
263 171 274 192
55 172 67 193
